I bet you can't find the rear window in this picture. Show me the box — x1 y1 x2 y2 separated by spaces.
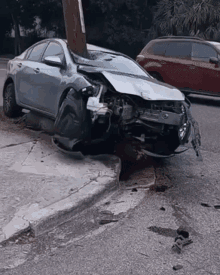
165 42 192 59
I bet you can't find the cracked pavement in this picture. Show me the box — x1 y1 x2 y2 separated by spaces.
0 108 121 243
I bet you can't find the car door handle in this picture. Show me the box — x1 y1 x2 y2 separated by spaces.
34 68 40 73
17 63 22 68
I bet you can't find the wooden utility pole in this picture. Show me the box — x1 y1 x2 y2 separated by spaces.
61 0 88 57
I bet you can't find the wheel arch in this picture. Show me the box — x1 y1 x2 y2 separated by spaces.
58 86 75 109
3 78 14 97
148 71 164 82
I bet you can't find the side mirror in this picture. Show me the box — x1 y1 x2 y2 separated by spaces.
209 57 219 65
43 56 63 67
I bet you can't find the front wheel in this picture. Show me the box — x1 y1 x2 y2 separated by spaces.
3 83 22 118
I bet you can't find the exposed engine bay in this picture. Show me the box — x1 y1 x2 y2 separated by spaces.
53 71 202 159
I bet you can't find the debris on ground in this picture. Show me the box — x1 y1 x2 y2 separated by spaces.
173 265 183 271
150 185 168 192
176 229 189 238
97 210 119 225
131 188 138 192
172 229 193 254
214 205 220 209
160 207 165 211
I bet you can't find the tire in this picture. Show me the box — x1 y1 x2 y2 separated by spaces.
150 72 164 82
3 83 22 118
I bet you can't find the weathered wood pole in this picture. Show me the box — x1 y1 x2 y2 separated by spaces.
61 0 88 57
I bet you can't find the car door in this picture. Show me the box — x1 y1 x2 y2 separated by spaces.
15 42 49 106
162 41 193 89
32 41 66 115
138 41 169 79
191 42 220 94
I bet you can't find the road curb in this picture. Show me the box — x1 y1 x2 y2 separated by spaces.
0 155 121 244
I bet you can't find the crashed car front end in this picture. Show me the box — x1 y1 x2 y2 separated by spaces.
86 84 200 158
53 49 201 159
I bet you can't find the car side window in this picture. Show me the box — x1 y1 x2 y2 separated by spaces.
148 42 168 56
165 42 192 59
27 43 48 62
43 42 64 58
192 43 217 62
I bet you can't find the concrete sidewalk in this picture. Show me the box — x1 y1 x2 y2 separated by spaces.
0 110 121 244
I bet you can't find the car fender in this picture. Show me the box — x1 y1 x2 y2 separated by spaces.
58 75 93 109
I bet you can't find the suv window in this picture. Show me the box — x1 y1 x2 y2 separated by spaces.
43 42 64 58
165 42 192 59
192 43 217 62
27 42 48 62
148 42 168 56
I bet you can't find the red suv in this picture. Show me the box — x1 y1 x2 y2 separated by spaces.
136 36 220 96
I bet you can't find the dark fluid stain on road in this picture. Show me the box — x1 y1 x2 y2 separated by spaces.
148 226 177 237
173 265 183 271
150 184 168 192
201 203 211 207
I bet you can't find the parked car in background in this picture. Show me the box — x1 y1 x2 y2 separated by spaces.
136 36 220 97
2 38 201 158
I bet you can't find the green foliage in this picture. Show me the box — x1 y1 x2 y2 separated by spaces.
85 0 154 57
151 0 220 40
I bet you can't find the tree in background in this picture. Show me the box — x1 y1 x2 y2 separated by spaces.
0 0 22 55
151 0 220 40
0 0 43 55
84 0 156 58
0 0 65 55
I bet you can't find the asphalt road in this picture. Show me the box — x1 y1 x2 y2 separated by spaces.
0 78 220 274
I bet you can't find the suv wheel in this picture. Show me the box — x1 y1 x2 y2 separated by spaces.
3 83 22 118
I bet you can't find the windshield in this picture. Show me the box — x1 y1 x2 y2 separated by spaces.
70 50 149 78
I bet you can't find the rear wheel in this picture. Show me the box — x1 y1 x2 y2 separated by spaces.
3 83 22 118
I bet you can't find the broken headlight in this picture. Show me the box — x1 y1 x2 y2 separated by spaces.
178 104 191 144
80 86 94 96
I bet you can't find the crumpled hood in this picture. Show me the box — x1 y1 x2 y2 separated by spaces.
78 66 185 101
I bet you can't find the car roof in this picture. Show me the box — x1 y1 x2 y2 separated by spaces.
153 36 220 46
154 36 204 41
